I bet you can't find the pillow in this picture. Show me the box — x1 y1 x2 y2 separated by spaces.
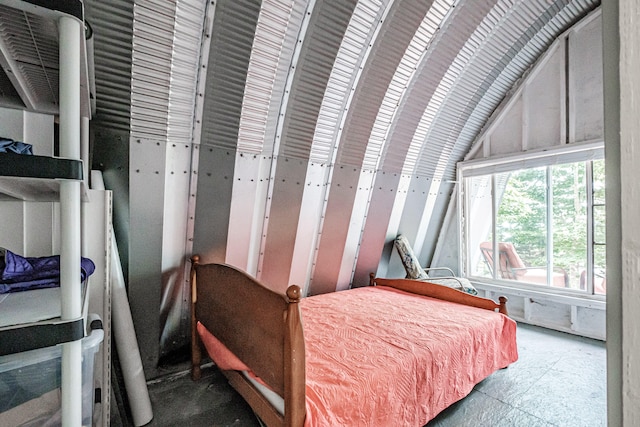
196 322 271 388
425 277 478 296
394 235 478 295
394 235 428 280
197 321 250 371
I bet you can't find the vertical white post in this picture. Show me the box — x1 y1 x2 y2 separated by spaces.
619 0 640 425
81 115 90 188
546 167 553 287
59 15 82 427
81 116 89 257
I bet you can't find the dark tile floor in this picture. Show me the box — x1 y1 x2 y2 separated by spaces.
121 323 606 427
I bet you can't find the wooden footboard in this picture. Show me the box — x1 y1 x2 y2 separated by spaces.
190 256 305 427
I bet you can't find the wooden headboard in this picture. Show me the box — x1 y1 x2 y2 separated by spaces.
190 256 305 427
370 273 508 315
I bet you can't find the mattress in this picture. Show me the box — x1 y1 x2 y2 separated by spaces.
199 285 518 426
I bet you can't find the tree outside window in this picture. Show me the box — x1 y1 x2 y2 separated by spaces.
464 158 605 295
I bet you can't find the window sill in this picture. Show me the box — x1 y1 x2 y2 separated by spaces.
470 279 606 310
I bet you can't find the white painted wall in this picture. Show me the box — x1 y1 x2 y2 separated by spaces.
0 108 56 257
468 10 603 160
434 10 607 340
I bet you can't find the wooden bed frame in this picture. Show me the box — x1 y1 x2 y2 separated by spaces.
190 256 509 427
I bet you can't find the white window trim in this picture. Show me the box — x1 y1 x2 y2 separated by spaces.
457 140 605 300
458 139 604 177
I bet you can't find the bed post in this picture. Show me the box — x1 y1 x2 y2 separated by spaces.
284 285 306 427
190 255 202 381
369 272 375 286
498 296 509 316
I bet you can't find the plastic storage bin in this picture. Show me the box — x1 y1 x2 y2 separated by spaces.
0 327 103 427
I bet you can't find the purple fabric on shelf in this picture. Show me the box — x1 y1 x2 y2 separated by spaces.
0 248 95 294
0 137 33 154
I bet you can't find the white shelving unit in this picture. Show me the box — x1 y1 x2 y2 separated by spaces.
0 1 105 426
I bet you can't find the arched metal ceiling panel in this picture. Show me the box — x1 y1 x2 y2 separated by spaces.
308 0 442 294
279 0 358 160
168 0 206 144
309 0 390 164
200 0 261 150
335 0 439 168
129 1 176 140
304 0 392 295
413 0 599 181
237 0 297 154
376 0 494 175
84 0 134 131
350 0 497 285
261 0 308 155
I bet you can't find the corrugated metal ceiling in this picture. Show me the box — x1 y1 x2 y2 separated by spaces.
0 0 601 292
84 0 134 131
2 0 599 164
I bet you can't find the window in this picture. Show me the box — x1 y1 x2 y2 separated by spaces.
459 144 605 296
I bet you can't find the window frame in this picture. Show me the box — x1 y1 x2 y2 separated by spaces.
457 141 605 298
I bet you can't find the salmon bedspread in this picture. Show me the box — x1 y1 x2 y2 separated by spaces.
199 285 518 426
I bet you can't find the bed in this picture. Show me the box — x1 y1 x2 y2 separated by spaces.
190 256 518 427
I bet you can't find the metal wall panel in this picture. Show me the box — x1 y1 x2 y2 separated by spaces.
259 157 309 293
290 161 329 295
128 137 166 374
415 180 455 269
168 0 206 144
369 0 457 173
225 153 271 275
261 0 308 155
362 2 492 274
159 141 194 357
192 146 236 264
375 171 412 279
309 0 389 164
335 168 375 289
353 170 401 287
390 174 435 271
309 164 362 295
158 0 207 359
294 0 391 294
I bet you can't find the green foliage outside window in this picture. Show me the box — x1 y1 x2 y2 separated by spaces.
495 160 605 290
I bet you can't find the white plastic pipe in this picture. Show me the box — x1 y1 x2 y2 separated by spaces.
92 171 154 426
59 15 82 427
110 229 154 426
